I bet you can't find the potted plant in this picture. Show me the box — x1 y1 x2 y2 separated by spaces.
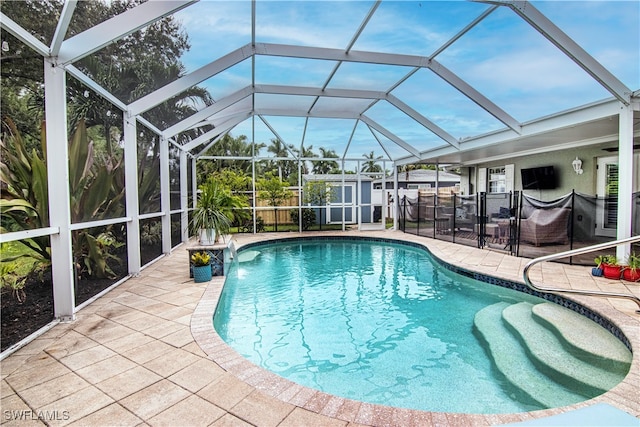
592 255 606 276
191 251 212 282
601 255 622 280
190 177 238 245
622 252 640 282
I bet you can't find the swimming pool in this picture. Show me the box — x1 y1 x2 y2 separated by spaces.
213 238 631 414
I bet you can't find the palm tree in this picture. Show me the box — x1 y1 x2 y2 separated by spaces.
312 147 340 174
361 151 383 173
267 138 295 180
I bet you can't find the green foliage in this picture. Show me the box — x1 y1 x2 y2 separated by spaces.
290 208 316 231
600 254 620 266
2 118 125 279
191 177 248 240
191 251 211 267
0 262 27 303
361 151 383 173
312 148 340 174
257 174 293 207
303 180 332 205
594 255 607 268
75 231 124 279
1 118 50 260
141 221 162 246
257 173 293 232
626 253 640 271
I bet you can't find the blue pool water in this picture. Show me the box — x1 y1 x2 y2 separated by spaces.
214 239 548 413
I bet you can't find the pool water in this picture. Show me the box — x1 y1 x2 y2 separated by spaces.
213 240 554 413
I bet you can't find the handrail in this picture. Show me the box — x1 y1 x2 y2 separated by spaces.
523 235 640 313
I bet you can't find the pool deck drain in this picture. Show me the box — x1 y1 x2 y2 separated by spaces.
1 230 638 426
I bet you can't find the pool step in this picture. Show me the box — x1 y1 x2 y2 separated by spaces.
473 302 631 408
531 302 631 375
502 302 626 396
473 302 585 408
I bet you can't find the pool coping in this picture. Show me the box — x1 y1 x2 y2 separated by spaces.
190 231 640 425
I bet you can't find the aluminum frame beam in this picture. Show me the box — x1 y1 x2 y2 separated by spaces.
50 0 77 56
495 0 632 105
57 0 196 64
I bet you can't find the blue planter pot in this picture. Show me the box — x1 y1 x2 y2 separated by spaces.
193 264 212 283
591 267 603 277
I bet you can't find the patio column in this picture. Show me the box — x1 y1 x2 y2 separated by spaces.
180 149 189 242
159 137 171 253
124 114 141 275
616 103 634 260
44 58 75 321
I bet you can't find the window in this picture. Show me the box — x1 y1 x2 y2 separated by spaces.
488 167 506 193
407 183 431 189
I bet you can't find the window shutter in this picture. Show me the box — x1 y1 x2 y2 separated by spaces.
478 167 487 192
505 164 514 192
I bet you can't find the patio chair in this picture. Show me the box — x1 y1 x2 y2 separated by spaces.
519 207 571 246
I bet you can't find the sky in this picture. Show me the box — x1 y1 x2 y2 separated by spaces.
169 0 640 162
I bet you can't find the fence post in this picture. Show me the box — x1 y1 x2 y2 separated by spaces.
570 189 575 265
479 192 486 248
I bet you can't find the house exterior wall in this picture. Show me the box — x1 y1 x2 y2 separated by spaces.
470 145 639 199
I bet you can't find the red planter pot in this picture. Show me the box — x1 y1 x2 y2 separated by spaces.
622 268 640 282
602 264 622 280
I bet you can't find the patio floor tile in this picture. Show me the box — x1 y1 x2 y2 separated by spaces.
142 347 202 377
36 385 113 427
118 379 190 420
229 390 295 427
58 345 116 371
197 373 254 411
74 354 138 384
95 366 161 400
66 403 142 427
148 394 226 426
19 372 90 408
168 358 226 393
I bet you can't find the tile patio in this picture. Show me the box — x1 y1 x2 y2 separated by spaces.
1 230 638 426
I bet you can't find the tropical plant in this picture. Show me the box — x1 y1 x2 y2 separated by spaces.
1 117 126 279
257 174 293 232
626 253 640 272
0 262 27 303
191 251 211 267
312 147 340 174
361 151 383 173
594 255 608 268
191 177 247 243
1 118 50 260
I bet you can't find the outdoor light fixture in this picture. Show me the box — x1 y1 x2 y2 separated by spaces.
1 41 9 52
572 157 583 175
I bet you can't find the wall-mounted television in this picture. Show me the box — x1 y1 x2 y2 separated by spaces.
521 166 557 190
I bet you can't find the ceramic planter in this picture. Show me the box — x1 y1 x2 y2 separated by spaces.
591 267 603 277
602 264 622 280
622 268 640 282
193 264 212 282
199 228 218 245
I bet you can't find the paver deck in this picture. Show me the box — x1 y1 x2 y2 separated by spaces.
1 230 638 426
